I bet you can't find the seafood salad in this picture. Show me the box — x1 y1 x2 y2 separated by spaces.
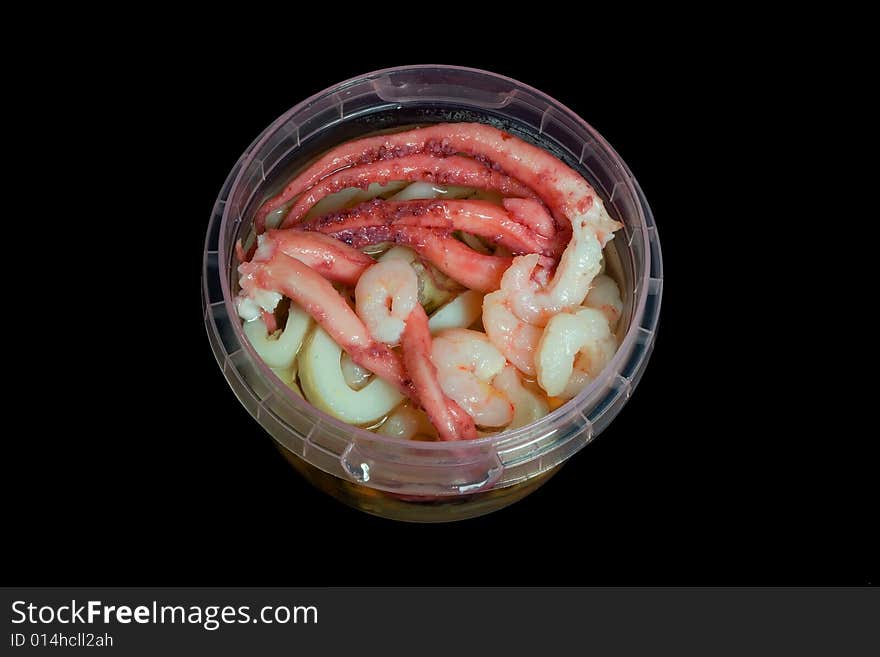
235 122 624 441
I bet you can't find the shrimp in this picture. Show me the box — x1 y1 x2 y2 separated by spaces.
483 265 622 379
583 273 623 329
500 233 603 328
482 290 542 377
431 329 514 428
555 353 595 401
492 365 550 430
277 154 535 229
496 151 620 326
379 246 459 313
535 307 617 398
355 259 419 345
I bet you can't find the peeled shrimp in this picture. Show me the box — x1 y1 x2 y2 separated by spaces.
379 246 459 315
483 266 623 379
355 259 419 345
492 365 549 430
555 353 594 401
431 329 514 428
500 235 603 328
482 290 542 377
583 274 623 329
535 307 617 398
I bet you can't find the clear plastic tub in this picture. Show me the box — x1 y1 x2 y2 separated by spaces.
202 65 663 522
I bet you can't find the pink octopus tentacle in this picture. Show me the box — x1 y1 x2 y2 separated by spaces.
323 224 513 293
264 230 375 286
273 154 537 231
253 134 436 230
502 198 557 239
258 122 620 239
401 304 477 441
298 198 556 256
238 251 415 400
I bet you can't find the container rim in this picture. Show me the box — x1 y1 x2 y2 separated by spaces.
207 64 661 456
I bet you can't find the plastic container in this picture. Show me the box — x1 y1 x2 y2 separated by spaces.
202 65 663 522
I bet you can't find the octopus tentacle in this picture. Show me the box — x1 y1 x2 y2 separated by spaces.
298 198 556 256
400 304 477 441
271 154 536 231
502 198 558 239
264 230 375 286
253 135 436 229
257 123 619 234
324 224 513 293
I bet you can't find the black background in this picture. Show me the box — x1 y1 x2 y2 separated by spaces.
7 48 874 586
